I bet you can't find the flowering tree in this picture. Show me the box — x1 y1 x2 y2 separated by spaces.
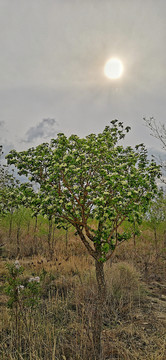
6 120 160 360
0 147 36 254
0 146 21 215
0 146 22 250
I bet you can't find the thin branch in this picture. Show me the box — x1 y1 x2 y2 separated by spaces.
62 172 82 207
76 225 97 260
107 215 127 243
144 117 166 150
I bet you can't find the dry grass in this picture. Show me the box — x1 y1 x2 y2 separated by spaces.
0 218 166 359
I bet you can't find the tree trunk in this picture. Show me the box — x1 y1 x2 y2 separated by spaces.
27 219 30 235
33 216 38 255
93 260 106 360
9 210 13 242
65 228 68 250
16 220 21 257
154 227 158 257
133 221 136 248
48 216 53 259
164 230 166 247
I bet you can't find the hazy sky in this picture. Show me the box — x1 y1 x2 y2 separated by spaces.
0 0 166 155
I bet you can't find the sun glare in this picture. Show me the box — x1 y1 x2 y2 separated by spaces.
104 58 123 80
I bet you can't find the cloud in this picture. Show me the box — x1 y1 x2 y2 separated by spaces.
0 121 4 127
24 118 58 143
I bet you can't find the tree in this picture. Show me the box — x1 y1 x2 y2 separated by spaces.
6 120 160 360
143 117 166 183
143 117 166 151
0 146 20 215
0 146 21 246
0 147 34 254
145 190 166 255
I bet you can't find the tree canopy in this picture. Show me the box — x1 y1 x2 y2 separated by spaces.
6 120 161 262
0 146 21 215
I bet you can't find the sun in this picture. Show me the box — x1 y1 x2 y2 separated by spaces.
104 58 123 79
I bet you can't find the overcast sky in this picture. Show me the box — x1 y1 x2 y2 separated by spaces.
0 0 166 156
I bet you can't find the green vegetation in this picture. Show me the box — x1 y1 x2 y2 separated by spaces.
0 121 165 360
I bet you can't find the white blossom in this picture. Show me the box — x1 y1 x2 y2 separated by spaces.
14 260 21 269
17 285 24 293
28 276 40 283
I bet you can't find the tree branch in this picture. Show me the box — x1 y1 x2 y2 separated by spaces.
76 225 97 260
